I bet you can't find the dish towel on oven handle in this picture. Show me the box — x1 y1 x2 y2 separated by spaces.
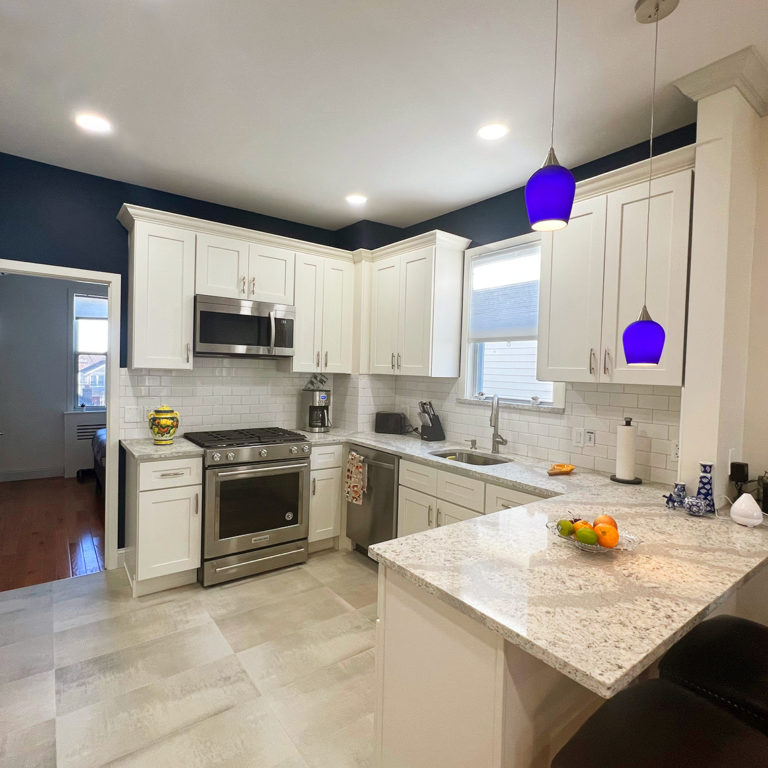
344 450 368 505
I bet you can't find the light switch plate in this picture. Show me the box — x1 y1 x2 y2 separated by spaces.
572 428 584 447
584 430 596 447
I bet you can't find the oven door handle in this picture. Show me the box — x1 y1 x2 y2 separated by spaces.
214 462 310 479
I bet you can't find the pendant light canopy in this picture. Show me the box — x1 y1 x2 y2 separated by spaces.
525 0 575 232
622 0 675 367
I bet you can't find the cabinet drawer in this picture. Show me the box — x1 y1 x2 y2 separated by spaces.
400 460 438 496
484 483 544 515
436 470 484 512
310 444 344 470
139 457 202 491
437 500 482 527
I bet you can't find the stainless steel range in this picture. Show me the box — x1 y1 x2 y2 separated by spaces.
184 427 312 586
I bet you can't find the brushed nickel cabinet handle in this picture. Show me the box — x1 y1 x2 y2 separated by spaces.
241 275 246 294
186 342 191 363
250 277 255 295
427 505 433 526
436 507 441 527
391 352 395 370
589 348 596 375
397 353 401 370
159 471 185 478
312 477 317 496
603 349 611 376
193 492 199 515
324 351 328 368
316 351 320 368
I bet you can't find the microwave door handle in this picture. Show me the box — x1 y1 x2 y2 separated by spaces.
269 310 275 350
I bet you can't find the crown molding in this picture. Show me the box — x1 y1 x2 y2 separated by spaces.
370 230 472 260
674 46 768 117
575 145 695 202
117 204 355 261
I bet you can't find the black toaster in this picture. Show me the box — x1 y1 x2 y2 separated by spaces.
375 412 411 435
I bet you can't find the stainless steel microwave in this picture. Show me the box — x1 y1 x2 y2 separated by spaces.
194 295 295 358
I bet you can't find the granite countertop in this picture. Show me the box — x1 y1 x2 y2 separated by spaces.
120 437 204 461
369 485 768 698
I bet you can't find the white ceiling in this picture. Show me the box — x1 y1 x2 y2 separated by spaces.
1 0 767 230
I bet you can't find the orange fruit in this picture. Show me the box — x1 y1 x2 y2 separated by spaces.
593 514 618 530
594 523 620 548
572 520 594 533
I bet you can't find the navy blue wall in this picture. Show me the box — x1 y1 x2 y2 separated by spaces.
0 152 337 367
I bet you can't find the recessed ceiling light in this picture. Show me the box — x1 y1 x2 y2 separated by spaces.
74 112 113 134
477 123 509 141
345 194 367 206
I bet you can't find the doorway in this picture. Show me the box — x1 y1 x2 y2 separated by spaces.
0 259 120 590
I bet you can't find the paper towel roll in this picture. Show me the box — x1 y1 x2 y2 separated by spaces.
614 417 639 482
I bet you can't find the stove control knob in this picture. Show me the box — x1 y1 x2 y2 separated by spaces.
302 444 310 453
290 446 299 455
259 448 268 458
212 452 222 462
226 451 236 462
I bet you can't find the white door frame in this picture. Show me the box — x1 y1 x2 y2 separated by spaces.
0 258 121 570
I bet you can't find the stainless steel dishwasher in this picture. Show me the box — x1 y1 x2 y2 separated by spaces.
345 444 399 552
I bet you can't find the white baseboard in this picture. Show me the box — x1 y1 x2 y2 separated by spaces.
0 467 64 483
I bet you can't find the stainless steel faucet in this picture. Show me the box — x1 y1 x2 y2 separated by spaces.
489 395 508 454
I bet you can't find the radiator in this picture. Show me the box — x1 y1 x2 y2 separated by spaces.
64 411 106 478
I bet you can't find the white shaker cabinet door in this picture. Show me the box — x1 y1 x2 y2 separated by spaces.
137 485 201 580
130 221 195 370
195 233 248 299
321 259 354 374
397 246 435 377
292 253 324 373
369 256 401 374
537 196 607 383
437 500 482 527
600 169 692 385
248 243 295 304
308 468 342 542
397 486 435 537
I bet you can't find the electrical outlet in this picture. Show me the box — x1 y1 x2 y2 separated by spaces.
673 441 680 460
585 430 596 447
572 428 584 447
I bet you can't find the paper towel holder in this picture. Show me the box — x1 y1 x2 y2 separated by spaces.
611 417 643 485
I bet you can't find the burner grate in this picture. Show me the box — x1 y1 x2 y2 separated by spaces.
184 427 307 449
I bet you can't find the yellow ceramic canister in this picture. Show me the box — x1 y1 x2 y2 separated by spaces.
147 405 180 445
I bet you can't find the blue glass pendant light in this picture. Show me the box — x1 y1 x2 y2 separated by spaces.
525 0 575 232
623 0 674 367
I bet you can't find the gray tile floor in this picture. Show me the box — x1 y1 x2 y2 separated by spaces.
0 549 379 767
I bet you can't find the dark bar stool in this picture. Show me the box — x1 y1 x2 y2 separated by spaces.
551 679 768 767
659 614 768 735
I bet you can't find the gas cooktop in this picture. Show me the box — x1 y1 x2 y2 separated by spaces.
184 427 308 449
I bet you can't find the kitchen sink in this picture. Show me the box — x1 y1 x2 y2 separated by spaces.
430 450 511 466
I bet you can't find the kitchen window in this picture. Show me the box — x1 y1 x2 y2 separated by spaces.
466 240 560 406
72 293 108 408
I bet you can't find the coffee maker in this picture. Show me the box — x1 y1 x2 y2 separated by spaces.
301 389 332 433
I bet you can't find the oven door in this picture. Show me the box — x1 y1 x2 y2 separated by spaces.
204 459 309 558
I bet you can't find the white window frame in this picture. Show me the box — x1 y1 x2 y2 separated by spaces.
458 233 565 411
68 286 109 411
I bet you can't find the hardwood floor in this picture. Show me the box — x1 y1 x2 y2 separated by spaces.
0 475 104 592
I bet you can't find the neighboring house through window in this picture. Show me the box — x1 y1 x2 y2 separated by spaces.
466 238 561 406
73 293 108 408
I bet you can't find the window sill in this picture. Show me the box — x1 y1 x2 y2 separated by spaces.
456 398 565 415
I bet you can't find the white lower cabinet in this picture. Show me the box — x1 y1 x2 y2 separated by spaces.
438 500 482 527
484 483 544 514
397 485 479 537
309 467 342 542
124 452 203 596
137 485 201 580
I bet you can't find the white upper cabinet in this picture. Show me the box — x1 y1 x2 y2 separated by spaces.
248 243 295 304
537 167 692 386
322 259 354 373
601 170 692 385
195 233 249 298
538 197 607 383
292 254 354 374
129 221 195 370
370 256 401 374
369 233 468 377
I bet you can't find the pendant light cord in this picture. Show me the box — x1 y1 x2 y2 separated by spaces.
642 5 660 308
550 0 560 151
